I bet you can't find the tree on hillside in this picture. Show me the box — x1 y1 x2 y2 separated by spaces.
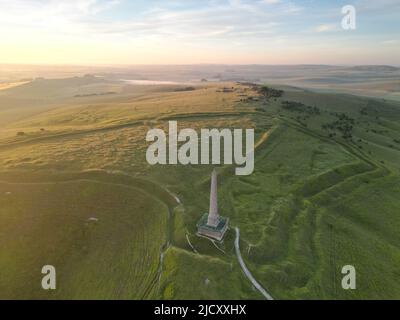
258 86 283 98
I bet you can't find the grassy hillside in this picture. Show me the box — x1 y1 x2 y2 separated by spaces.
0 171 171 299
0 78 399 299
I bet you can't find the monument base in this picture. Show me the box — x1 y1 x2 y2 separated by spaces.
196 213 229 241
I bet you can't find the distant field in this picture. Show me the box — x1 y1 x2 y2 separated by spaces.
0 75 400 299
0 81 30 91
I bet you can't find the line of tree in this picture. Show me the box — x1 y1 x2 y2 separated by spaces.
257 86 284 98
322 113 355 140
281 101 321 115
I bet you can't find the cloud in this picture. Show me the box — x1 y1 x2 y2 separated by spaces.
382 39 399 45
356 0 400 12
0 0 309 44
261 0 281 4
0 1 267 36
0 0 397 65
0 0 121 35
315 24 338 33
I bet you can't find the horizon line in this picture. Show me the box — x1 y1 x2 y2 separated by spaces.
1 62 399 68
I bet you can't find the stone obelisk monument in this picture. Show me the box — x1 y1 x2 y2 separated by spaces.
196 169 229 241
207 169 220 227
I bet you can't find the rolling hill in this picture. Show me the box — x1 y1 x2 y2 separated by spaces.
0 76 399 299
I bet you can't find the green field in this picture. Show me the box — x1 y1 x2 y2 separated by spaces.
0 77 400 299
0 171 172 299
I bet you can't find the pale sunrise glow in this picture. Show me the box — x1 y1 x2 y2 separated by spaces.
0 0 399 65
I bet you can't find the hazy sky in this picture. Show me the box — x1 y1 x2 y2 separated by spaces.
0 0 399 65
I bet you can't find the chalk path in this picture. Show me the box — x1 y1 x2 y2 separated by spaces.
234 227 274 300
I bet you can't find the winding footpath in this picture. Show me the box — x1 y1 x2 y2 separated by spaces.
234 227 274 300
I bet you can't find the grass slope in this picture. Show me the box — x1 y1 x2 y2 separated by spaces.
0 173 168 299
0 79 400 299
